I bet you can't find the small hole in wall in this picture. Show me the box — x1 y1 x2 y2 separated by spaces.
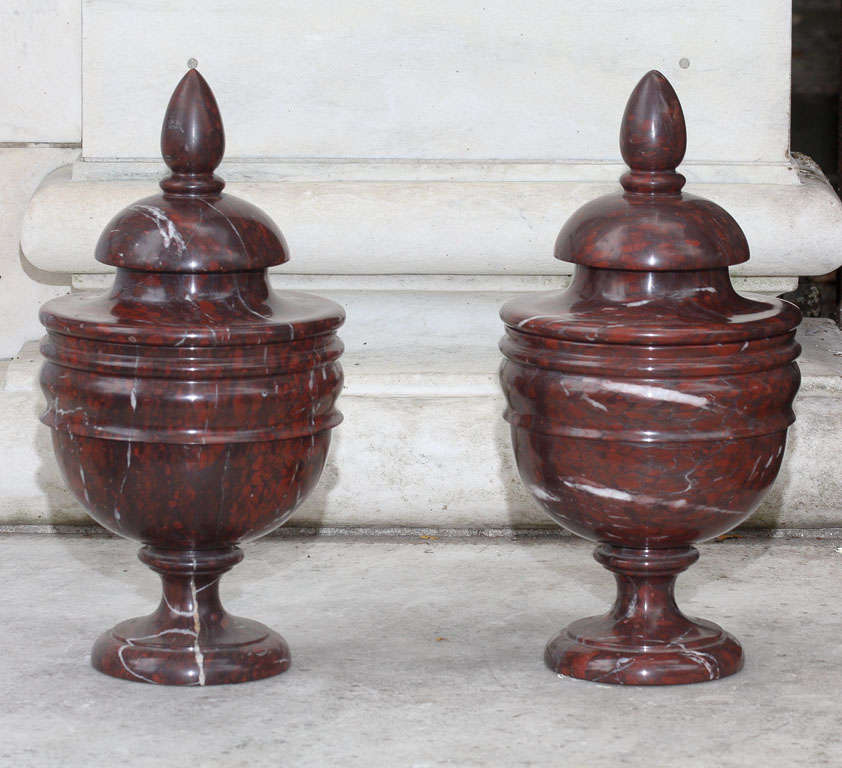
187 57 199 69
679 58 690 69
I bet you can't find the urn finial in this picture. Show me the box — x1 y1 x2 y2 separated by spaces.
160 68 226 194
619 70 687 193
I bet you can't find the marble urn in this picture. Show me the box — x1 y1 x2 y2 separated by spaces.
499 71 801 685
39 69 345 685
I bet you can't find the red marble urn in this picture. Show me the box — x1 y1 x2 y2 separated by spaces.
500 71 801 685
39 68 344 685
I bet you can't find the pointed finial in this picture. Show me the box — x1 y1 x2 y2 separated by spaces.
619 71 686 193
160 68 225 194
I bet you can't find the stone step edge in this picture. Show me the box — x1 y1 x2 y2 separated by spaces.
2 523 840 540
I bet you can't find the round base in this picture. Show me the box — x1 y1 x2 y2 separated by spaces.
92 614 290 686
546 614 743 685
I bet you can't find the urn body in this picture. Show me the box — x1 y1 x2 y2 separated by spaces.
501 267 800 549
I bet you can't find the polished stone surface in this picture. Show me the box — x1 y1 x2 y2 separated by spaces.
2 534 841 765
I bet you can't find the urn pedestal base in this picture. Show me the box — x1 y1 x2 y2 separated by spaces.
91 546 290 686
546 545 743 685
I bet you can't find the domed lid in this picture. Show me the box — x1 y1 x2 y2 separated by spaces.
94 66 289 272
501 71 801 346
554 70 749 271
40 67 344 348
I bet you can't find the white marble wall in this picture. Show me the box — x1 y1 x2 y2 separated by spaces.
4 0 842 530
81 0 790 166
3 0 818 363
0 0 81 358
1 0 80 142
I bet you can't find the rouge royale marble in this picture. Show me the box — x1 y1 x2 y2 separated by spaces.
39 68 344 685
499 71 801 685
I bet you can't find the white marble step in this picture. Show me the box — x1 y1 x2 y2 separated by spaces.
3 293 841 529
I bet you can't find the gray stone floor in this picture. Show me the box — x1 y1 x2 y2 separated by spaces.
3 533 841 767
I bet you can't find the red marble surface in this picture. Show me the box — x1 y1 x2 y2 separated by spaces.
500 71 801 685
39 69 344 685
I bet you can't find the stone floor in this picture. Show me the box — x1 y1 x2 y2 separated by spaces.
3 533 841 767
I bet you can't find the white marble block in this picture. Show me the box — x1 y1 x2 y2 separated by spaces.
0 0 81 142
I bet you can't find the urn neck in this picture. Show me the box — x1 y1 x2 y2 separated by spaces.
141 546 241 626
596 545 700 636
109 267 270 305
569 264 738 305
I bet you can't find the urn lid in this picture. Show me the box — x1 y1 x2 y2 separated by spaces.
555 70 749 272
95 67 288 272
501 71 801 346
40 67 344 347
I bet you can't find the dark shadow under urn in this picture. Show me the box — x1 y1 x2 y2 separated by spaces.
39 68 344 684
500 71 801 685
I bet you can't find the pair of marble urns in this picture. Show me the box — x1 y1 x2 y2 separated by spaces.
39 69 801 687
